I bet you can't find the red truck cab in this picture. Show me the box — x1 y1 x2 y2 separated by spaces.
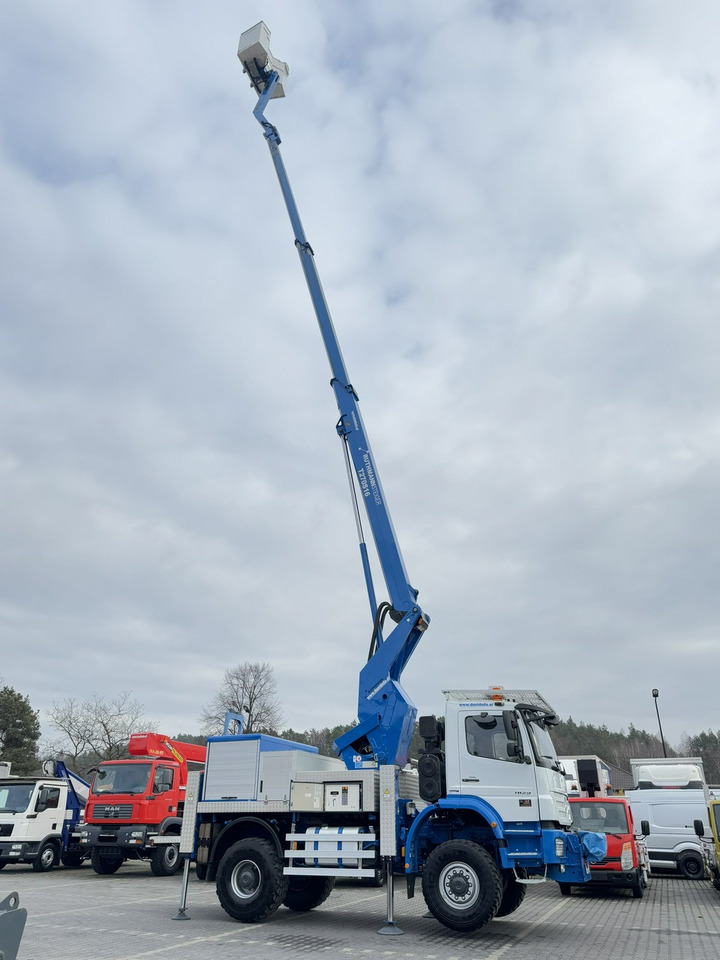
79 734 206 876
564 796 650 898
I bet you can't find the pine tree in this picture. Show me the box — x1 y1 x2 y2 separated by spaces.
0 683 41 775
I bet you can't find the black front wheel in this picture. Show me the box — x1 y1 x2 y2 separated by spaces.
32 842 58 873
91 849 124 875
421 840 503 932
216 838 288 923
61 852 85 868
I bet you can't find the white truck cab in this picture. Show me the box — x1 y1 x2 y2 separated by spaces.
443 690 572 827
0 762 89 871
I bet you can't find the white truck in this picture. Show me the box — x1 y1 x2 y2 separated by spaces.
626 757 709 880
182 690 605 932
0 760 89 871
171 24 606 936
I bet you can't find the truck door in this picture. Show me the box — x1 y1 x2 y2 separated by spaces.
34 785 64 837
454 711 540 824
150 765 178 818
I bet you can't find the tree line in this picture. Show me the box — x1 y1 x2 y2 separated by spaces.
3 665 720 784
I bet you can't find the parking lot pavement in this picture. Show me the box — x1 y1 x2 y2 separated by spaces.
3 863 719 960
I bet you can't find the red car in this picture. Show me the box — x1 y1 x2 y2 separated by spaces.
564 797 650 898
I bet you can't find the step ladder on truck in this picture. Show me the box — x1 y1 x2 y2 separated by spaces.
173 22 606 935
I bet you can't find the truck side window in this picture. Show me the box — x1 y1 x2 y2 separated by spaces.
465 715 514 763
153 766 174 794
38 787 60 810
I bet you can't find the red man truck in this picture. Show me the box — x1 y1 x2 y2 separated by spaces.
78 733 206 876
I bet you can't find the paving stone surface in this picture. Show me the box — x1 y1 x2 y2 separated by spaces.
2 862 719 960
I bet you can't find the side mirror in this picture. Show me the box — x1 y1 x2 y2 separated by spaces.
641 820 650 835
694 819 705 838
502 710 524 761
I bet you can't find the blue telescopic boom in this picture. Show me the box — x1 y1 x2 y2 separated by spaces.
242 53 429 768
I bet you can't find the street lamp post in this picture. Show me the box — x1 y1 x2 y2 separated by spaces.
652 688 668 757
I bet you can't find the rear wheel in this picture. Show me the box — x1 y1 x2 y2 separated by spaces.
283 876 335 911
421 840 503 932
216 838 288 922
495 873 527 917
558 883 572 896
150 842 181 877
677 852 704 880
91 848 123 875
32 842 58 872
61 852 84 868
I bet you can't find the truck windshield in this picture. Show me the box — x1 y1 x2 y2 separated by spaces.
571 802 629 833
91 763 151 796
525 719 562 771
0 783 34 813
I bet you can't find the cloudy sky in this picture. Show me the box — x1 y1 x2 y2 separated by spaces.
1 1 718 753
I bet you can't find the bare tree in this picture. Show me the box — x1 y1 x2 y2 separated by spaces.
201 662 283 735
48 692 151 763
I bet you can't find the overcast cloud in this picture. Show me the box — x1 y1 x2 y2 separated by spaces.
1 1 718 751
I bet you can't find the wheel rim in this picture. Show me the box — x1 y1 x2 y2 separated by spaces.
40 847 55 869
230 858 261 900
165 846 178 867
438 860 480 910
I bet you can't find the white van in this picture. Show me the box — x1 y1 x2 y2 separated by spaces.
626 789 709 879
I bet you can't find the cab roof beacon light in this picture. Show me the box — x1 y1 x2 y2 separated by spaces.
237 21 289 99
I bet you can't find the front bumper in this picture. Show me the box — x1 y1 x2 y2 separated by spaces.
79 823 150 853
0 841 41 862
586 866 640 888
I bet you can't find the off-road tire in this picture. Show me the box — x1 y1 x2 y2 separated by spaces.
421 840 503 932
150 842 181 877
32 842 58 872
91 848 124 875
283 876 335 911
216 838 288 923
495 872 527 916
